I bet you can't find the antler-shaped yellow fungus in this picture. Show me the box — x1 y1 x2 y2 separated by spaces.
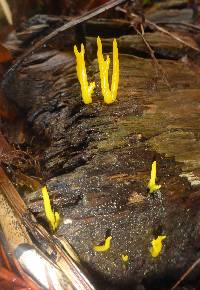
93 236 112 252
42 186 60 231
74 44 96 104
97 36 119 104
150 235 166 257
148 161 161 193
121 254 129 262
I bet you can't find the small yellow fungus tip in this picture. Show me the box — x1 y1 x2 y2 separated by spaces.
97 36 119 104
148 160 161 193
121 254 129 262
150 235 166 257
42 186 60 231
74 43 95 104
93 236 112 252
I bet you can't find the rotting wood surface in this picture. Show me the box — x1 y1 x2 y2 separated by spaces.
2 3 200 290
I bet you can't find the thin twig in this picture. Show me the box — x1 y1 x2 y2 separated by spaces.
133 23 171 90
171 257 200 289
0 244 12 272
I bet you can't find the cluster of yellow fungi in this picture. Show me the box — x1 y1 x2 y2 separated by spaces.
93 235 129 263
93 234 166 261
74 36 119 105
41 147 163 258
93 160 164 259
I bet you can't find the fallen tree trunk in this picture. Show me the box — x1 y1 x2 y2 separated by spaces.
2 8 200 290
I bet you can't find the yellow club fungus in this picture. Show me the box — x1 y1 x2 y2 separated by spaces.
93 236 112 252
97 36 119 104
74 43 96 104
42 186 60 231
121 254 129 262
148 160 161 193
150 235 166 257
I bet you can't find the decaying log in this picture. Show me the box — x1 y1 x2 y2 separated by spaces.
2 3 200 289
147 8 193 23
87 31 198 59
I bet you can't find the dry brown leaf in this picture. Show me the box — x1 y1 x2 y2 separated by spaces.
0 44 12 63
0 0 13 25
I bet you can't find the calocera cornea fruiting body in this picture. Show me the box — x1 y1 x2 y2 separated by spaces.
148 160 161 193
111 38 119 101
74 37 119 104
97 36 119 104
121 254 129 262
42 186 60 231
74 43 96 104
93 236 112 252
150 235 166 257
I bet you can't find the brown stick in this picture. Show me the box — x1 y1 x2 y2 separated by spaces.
171 257 200 289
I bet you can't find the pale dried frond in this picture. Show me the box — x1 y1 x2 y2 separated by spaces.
0 0 13 25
